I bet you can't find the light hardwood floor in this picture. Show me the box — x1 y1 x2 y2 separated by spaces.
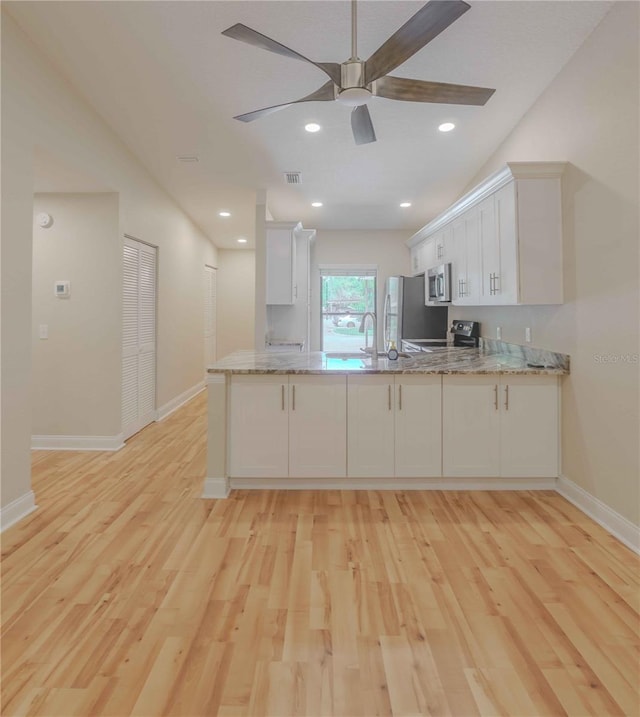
2 391 639 716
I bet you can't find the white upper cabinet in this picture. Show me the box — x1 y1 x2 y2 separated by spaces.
451 208 481 305
266 221 299 305
406 162 566 306
434 225 453 264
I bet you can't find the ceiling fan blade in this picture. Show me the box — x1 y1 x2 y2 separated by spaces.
351 104 377 145
365 0 470 85
222 23 341 85
233 81 336 123
376 75 495 105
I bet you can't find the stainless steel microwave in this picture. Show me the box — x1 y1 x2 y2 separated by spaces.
427 263 452 304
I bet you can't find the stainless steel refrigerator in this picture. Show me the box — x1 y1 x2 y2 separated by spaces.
383 275 448 349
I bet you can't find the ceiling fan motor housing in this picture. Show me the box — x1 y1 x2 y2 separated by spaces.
338 60 372 106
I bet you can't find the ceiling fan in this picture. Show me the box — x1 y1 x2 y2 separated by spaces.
221 0 495 145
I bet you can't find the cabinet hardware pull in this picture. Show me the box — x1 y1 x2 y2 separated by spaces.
494 384 498 410
399 384 402 411
505 384 509 410
388 384 391 411
292 384 296 411
281 384 285 411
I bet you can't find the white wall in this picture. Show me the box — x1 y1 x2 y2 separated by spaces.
1 13 217 514
216 250 255 360
452 3 639 526
32 193 121 436
310 229 412 351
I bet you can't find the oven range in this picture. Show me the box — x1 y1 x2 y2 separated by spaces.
402 321 480 353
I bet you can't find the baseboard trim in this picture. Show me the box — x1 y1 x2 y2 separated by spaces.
229 476 557 491
31 434 125 451
157 381 205 421
1 491 37 532
557 475 640 554
202 476 231 499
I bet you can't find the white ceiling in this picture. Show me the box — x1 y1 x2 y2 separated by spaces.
8 1 611 248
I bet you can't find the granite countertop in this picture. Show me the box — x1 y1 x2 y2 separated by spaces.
208 346 569 376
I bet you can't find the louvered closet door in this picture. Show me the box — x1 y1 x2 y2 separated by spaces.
122 237 157 440
204 265 217 368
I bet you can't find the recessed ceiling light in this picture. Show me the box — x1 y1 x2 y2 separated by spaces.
219 211 231 217
305 123 321 133
237 238 248 244
438 122 456 132
311 201 323 208
400 202 412 208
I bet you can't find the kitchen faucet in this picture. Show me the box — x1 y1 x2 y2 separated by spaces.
359 312 378 361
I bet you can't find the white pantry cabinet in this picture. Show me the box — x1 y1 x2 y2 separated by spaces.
347 375 442 477
443 375 559 477
229 375 346 478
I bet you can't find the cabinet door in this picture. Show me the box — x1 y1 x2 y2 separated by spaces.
266 228 295 305
395 376 442 477
347 375 395 477
500 376 559 477
443 376 500 476
478 194 499 304
289 375 346 477
451 216 466 303
229 376 289 477
435 225 452 263
494 182 518 305
423 238 438 271
464 208 481 305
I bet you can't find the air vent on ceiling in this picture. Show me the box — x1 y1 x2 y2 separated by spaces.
284 171 302 185
177 155 199 163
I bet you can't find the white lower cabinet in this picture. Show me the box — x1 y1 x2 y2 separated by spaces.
347 376 395 477
443 375 559 478
229 375 289 477
289 375 346 477
347 375 442 477
229 374 346 478
499 376 559 477
230 373 559 481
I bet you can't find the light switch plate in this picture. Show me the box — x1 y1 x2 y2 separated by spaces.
525 327 532 343
496 326 502 340
39 324 48 339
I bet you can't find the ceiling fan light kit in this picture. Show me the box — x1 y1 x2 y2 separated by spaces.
222 0 495 145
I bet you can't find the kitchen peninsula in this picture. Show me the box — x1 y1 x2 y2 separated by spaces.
204 345 569 498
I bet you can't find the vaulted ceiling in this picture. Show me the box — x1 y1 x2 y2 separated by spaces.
7 1 611 247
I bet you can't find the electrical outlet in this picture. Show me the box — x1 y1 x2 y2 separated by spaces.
496 326 502 340
525 327 532 343
39 324 48 340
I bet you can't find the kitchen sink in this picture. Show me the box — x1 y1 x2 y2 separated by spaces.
324 355 370 370
323 352 366 359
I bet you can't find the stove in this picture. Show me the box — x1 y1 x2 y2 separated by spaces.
451 321 480 348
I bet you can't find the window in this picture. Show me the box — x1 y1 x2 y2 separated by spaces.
320 268 376 351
